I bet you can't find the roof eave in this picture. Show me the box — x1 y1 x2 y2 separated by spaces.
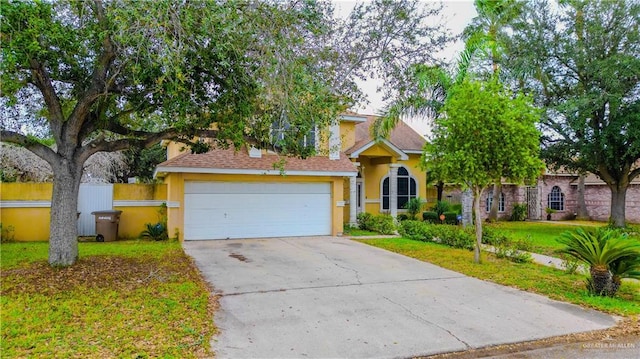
154 166 357 177
349 139 409 161
340 114 368 122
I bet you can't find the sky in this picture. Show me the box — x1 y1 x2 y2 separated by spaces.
334 0 478 137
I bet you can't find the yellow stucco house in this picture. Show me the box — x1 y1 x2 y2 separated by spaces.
155 113 427 240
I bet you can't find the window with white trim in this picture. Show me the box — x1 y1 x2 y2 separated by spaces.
486 191 505 212
271 121 316 149
382 167 417 210
547 186 565 211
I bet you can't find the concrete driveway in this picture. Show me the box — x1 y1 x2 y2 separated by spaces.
183 236 616 359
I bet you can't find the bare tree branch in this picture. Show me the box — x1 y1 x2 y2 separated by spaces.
64 0 117 143
28 59 64 142
0 130 57 164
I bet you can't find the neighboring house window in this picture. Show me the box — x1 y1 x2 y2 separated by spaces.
548 186 565 211
271 121 316 149
382 167 417 210
486 191 505 212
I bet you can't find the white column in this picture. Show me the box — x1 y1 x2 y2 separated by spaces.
349 176 357 226
389 164 400 218
329 121 341 160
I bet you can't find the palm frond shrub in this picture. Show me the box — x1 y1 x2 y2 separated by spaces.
609 254 640 294
141 222 168 241
431 200 450 216
557 228 640 296
404 197 423 220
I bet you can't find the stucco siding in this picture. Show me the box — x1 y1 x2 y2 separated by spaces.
0 183 168 241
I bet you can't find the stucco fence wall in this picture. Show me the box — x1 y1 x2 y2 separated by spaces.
0 183 167 241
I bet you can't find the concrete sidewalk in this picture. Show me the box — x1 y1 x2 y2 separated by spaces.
185 236 617 359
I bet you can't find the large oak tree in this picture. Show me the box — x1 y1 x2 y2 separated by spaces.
508 0 640 227
1 0 451 266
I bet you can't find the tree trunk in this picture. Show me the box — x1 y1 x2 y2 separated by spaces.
48 159 83 267
488 181 501 222
576 173 589 220
609 184 627 228
589 265 612 296
436 180 444 202
473 185 484 264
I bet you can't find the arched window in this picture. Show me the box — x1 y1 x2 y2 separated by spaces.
382 167 417 210
547 186 564 211
486 191 505 212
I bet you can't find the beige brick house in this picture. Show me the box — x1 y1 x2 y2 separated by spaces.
442 169 640 223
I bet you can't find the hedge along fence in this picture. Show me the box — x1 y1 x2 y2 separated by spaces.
0 183 169 241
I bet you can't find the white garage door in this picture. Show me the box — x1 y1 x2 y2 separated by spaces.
184 181 332 240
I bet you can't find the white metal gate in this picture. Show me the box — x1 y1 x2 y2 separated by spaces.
77 183 114 235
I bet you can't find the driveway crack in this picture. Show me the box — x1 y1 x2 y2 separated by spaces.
319 252 362 285
222 276 466 296
276 237 363 285
382 295 472 350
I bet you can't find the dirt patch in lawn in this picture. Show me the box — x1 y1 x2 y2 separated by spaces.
1 253 204 295
1 250 219 358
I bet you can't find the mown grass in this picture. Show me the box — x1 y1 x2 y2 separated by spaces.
486 221 605 255
357 237 640 317
1 240 216 358
1 240 177 269
343 227 380 236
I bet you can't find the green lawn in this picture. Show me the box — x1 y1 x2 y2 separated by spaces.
1 240 216 358
342 227 381 236
357 237 640 317
486 221 606 255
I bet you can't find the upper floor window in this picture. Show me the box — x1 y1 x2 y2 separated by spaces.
486 191 505 212
547 186 565 211
382 167 417 210
271 121 316 149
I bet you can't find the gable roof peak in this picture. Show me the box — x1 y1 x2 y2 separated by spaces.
346 114 426 155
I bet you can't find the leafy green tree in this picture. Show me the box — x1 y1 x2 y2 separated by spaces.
121 144 167 183
0 0 451 266
508 0 640 227
0 0 341 266
424 79 544 263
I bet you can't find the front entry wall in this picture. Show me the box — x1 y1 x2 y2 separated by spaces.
164 173 345 240
344 155 427 219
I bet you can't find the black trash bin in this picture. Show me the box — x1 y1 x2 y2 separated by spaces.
91 210 122 242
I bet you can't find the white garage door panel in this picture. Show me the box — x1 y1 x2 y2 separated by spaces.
184 182 331 240
185 182 331 195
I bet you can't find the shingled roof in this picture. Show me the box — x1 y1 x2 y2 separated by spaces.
345 115 426 156
155 145 357 177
